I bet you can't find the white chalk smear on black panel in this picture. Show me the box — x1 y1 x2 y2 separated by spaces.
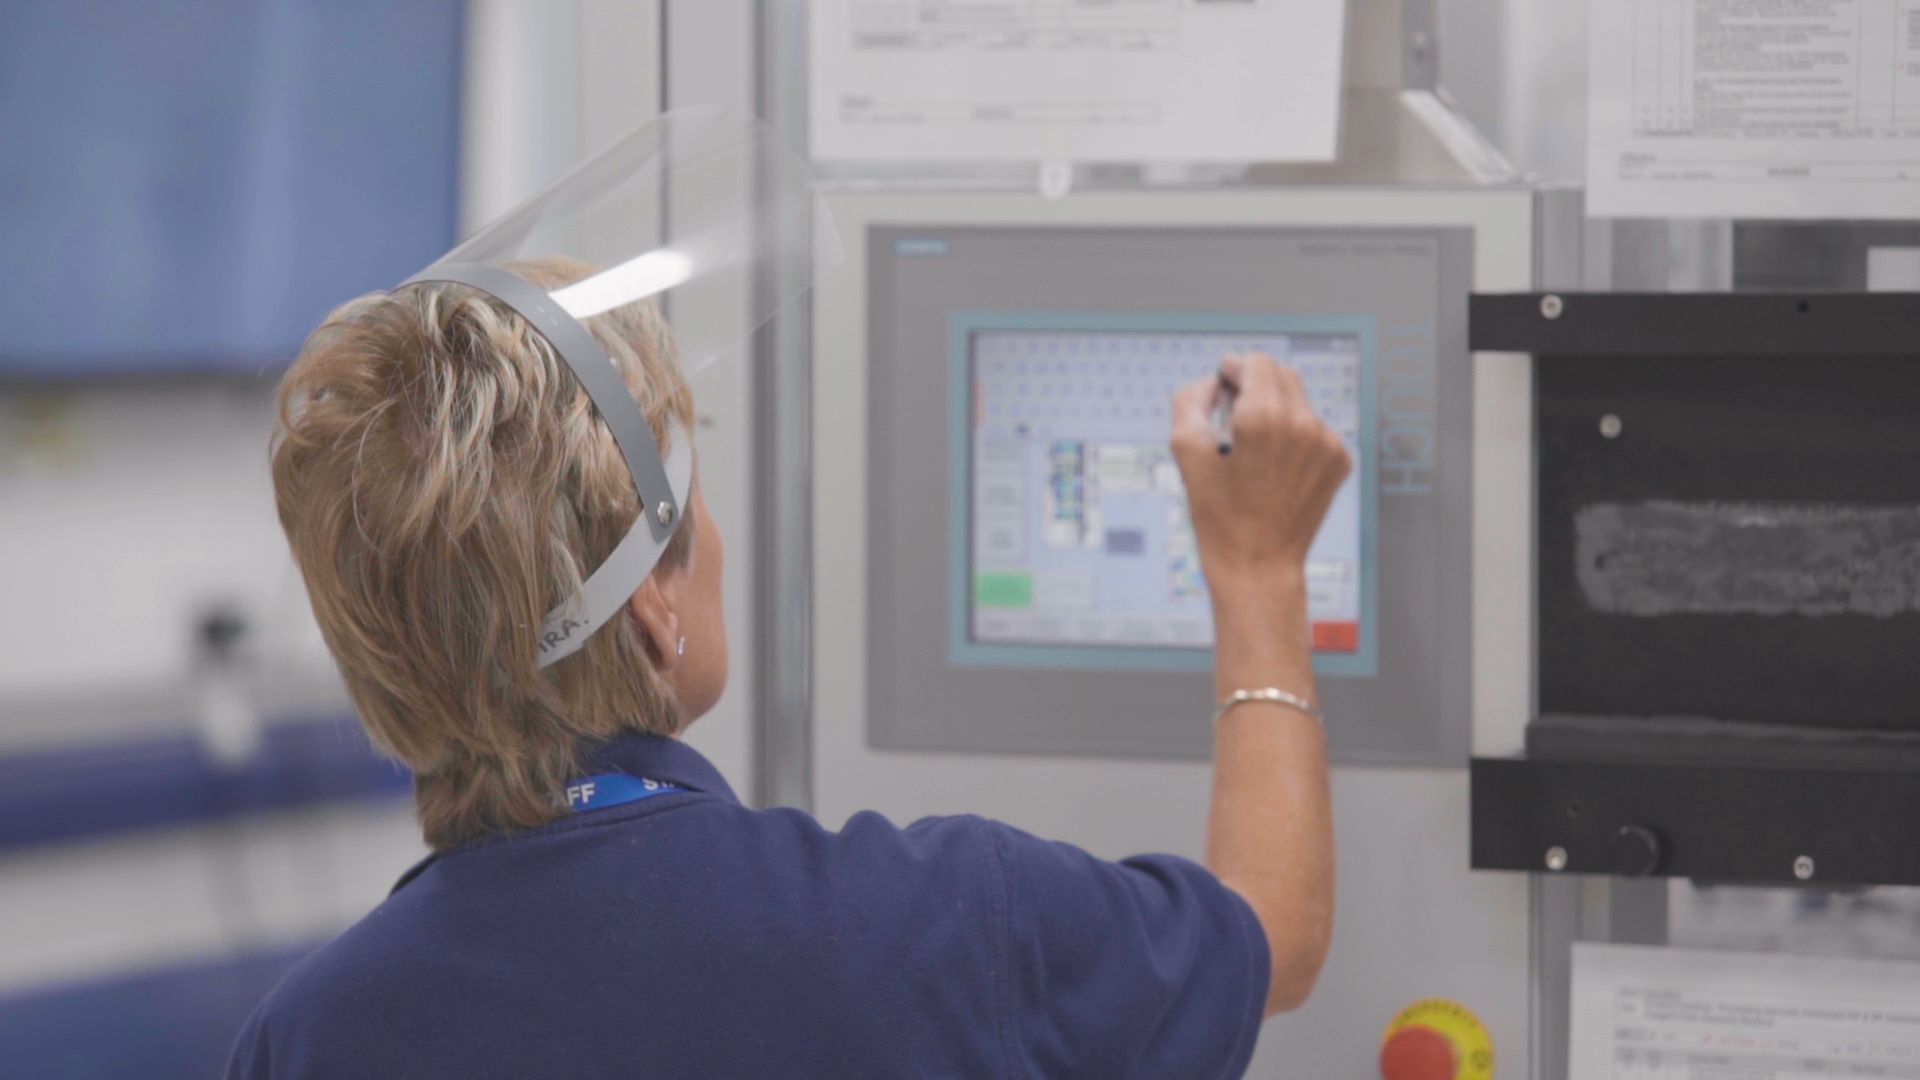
1576 502 1920 618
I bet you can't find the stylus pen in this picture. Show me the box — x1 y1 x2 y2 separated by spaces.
1211 375 1236 455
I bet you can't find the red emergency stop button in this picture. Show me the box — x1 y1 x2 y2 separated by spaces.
1380 1024 1456 1080
1379 999 1494 1080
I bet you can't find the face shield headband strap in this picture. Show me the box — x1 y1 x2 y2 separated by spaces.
401 262 693 668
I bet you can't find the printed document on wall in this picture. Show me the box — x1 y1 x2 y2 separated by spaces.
1570 943 1920 1080
1587 0 1920 217
808 1 1346 163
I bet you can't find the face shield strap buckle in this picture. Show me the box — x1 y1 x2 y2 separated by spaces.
400 262 691 668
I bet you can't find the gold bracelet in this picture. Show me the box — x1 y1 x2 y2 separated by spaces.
1213 687 1324 727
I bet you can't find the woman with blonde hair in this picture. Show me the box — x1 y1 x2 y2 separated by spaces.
230 114 1344 1080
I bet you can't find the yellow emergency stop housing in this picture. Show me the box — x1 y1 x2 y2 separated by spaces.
1380 998 1494 1080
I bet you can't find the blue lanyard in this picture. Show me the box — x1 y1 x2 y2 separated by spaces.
563 773 684 812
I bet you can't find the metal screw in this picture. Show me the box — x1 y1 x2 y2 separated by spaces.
1545 846 1569 872
1540 294 1564 320
1793 855 1815 881
654 501 677 527
1600 413 1623 438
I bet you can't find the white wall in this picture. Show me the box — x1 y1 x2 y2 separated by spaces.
1497 0 1588 180
1435 0 1590 181
1435 0 1506 148
0 383 332 741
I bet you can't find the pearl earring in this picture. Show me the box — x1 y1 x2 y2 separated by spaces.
676 636 686 657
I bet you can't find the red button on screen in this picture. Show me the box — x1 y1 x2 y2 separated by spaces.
1312 620 1359 652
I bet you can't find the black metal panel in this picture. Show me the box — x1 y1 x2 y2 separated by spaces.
1536 353 1920 730
1470 292 1920 356
1528 713 1920 770
1469 289 1920 887
1471 757 1920 886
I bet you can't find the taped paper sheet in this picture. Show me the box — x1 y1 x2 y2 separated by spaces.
808 0 1346 163
1586 0 1920 218
1570 942 1920 1079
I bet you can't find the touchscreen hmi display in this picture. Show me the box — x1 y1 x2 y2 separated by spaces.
963 325 1375 674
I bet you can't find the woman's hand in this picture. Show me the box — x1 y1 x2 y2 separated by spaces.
1170 351 1352 590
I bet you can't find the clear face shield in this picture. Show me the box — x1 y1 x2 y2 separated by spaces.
401 105 840 667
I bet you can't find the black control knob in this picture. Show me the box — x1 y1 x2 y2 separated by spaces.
1609 825 1664 877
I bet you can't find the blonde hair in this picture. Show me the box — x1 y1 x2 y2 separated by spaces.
272 256 695 849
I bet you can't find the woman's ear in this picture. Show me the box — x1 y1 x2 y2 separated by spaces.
627 576 682 671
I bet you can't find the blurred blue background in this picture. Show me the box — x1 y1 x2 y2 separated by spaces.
0 0 461 375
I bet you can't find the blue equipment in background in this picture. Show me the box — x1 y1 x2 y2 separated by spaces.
0 0 463 376
0 941 322 1080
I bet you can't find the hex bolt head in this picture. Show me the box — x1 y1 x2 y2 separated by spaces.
1545 846 1569 872
1793 855 1815 881
654 501 677 527
1600 413 1623 438
1540 294 1565 320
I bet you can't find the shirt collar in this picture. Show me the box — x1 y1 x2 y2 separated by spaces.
583 732 740 806
390 732 738 895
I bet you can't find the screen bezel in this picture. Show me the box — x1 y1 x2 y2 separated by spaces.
946 310 1380 677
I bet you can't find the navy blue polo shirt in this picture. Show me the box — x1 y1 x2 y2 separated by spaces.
227 735 1269 1079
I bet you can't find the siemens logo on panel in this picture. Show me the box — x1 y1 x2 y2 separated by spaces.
1380 321 1437 497
894 237 950 257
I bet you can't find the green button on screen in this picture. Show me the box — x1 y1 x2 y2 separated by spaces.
974 572 1033 608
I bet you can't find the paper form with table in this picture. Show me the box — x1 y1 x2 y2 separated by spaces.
1570 943 1920 1080
1587 0 1920 218
808 0 1346 163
